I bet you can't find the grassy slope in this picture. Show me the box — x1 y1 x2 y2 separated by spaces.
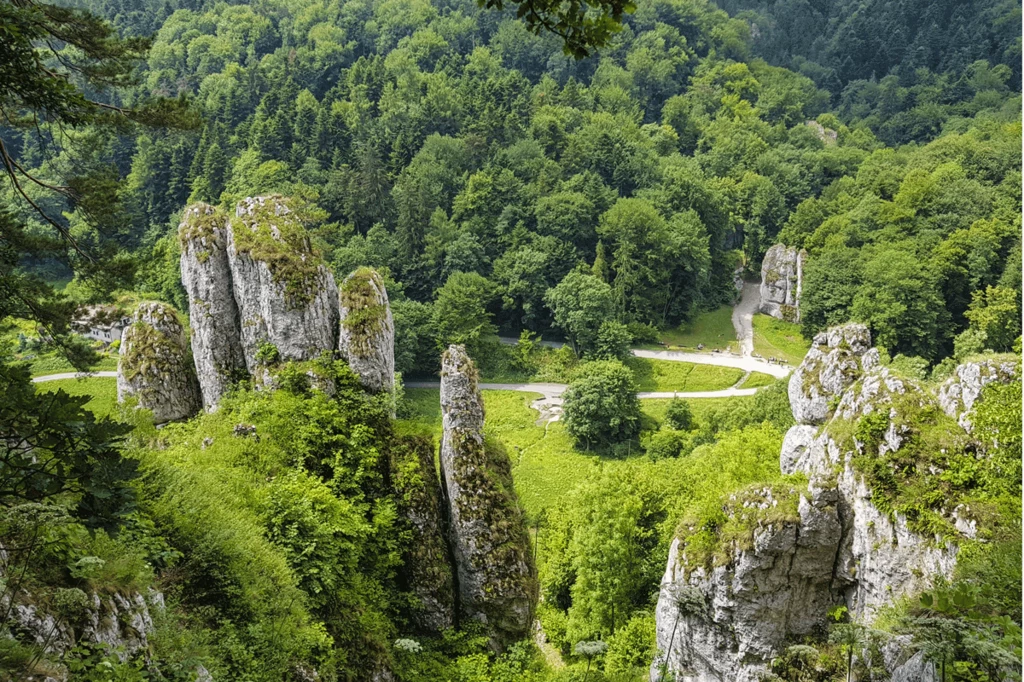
738 371 776 388
631 358 744 392
654 306 738 352
28 353 119 377
402 388 598 515
751 314 810 365
36 377 118 418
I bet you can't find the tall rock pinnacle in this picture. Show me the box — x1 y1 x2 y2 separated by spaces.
117 302 201 423
438 345 535 652
226 195 339 374
178 202 246 409
339 267 395 395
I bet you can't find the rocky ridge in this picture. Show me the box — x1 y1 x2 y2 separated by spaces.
228 196 340 374
651 323 1017 682
117 302 201 423
759 243 805 322
438 344 535 653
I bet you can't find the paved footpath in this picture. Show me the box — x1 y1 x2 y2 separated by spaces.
405 380 758 400
32 371 117 383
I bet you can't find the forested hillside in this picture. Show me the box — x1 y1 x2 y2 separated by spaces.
0 0 1021 680
6 0 1020 371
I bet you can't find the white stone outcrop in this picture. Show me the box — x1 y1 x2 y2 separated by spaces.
339 267 395 395
788 323 872 425
438 345 535 653
117 302 201 423
937 359 1017 431
227 196 339 374
652 487 842 682
759 244 805 322
652 325 1019 682
178 202 246 409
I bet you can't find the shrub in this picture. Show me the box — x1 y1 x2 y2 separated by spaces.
665 398 693 431
562 361 641 449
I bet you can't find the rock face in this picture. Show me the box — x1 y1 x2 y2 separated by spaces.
178 202 246 409
787 323 873 425
339 267 395 395
651 327 1018 682
390 435 456 633
117 302 201 423
438 345 535 652
937 359 1017 431
9 587 162 667
651 487 842 682
759 244 805 322
226 195 339 375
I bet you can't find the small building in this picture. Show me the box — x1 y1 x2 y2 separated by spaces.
73 305 132 345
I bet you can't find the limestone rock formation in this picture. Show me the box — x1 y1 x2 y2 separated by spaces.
937 358 1017 431
651 487 842 682
438 345 535 652
117 302 201 423
787 323 872 425
339 267 395 395
178 202 246 409
390 435 456 633
759 244 805 322
9 588 162 666
226 196 339 374
651 326 1018 682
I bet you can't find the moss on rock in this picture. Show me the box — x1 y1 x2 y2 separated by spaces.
231 196 326 307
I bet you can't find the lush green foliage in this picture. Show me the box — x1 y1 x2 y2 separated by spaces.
562 360 642 449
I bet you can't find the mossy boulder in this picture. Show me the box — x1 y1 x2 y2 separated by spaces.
178 202 247 409
339 267 395 397
227 196 339 374
389 435 455 633
438 345 536 653
117 302 201 423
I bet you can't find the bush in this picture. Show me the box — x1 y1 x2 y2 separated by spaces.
643 429 695 460
626 322 660 345
604 613 655 675
562 361 641 449
592 320 631 361
665 398 693 431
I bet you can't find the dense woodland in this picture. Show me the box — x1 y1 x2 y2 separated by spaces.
0 0 1021 679
5 0 1022 370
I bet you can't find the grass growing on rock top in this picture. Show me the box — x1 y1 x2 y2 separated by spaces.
230 196 328 307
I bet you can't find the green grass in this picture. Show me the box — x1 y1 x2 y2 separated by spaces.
27 353 118 377
631 358 744 392
641 397 751 427
738 371 776 388
751 314 809 365
36 377 118 418
400 388 599 516
654 306 738 352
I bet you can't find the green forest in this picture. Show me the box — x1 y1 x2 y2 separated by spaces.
0 0 1021 678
